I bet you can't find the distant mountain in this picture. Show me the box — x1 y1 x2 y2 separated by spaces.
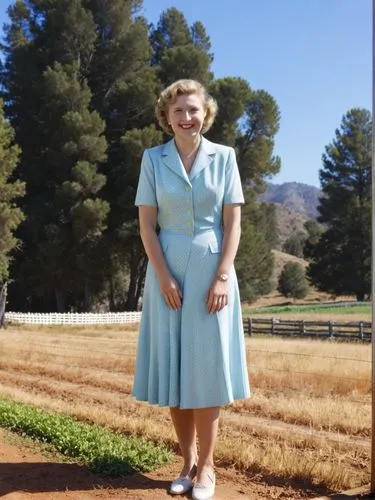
273 204 310 246
259 182 321 219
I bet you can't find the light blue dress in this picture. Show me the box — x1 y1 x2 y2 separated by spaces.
132 136 250 409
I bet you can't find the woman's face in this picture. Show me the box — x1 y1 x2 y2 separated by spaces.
167 92 206 142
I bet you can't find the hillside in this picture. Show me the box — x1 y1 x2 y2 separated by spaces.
260 182 321 219
273 204 309 246
272 248 308 282
251 248 357 308
253 249 335 307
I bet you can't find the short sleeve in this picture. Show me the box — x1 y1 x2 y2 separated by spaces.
134 150 157 207
224 147 245 205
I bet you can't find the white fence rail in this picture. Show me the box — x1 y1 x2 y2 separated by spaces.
5 312 142 325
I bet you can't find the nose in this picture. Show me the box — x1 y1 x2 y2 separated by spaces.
183 110 192 121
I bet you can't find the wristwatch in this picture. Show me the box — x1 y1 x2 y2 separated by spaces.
217 273 229 282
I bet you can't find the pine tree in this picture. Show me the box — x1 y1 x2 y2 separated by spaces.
111 125 163 310
235 190 274 302
0 99 25 285
236 214 274 303
253 201 279 249
307 108 371 301
208 77 252 145
235 89 281 188
150 8 192 66
207 79 281 297
1 0 109 311
86 0 160 310
1 1 282 311
150 8 213 86
283 231 306 258
39 61 109 311
303 220 322 259
278 262 308 299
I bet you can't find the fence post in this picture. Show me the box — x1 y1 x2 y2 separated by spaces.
359 321 364 340
300 320 305 335
329 321 334 339
271 318 275 335
248 317 252 337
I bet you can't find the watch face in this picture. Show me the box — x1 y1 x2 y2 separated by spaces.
219 273 228 282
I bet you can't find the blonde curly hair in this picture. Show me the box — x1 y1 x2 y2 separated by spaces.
155 79 218 136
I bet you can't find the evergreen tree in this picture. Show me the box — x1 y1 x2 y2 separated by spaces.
112 125 163 310
208 77 252 145
278 262 308 299
303 219 323 259
1 1 282 311
39 61 109 311
2 0 157 311
191 21 213 58
236 218 274 303
2 0 109 311
253 202 279 249
86 0 160 310
208 79 281 297
236 191 274 303
283 231 306 258
150 8 213 86
0 99 25 285
150 8 192 66
87 0 157 132
307 108 371 301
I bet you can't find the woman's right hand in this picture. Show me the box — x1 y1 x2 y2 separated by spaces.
158 272 183 310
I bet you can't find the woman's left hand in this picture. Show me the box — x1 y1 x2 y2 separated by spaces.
205 279 228 314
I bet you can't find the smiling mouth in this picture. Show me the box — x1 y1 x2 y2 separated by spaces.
179 124 194 129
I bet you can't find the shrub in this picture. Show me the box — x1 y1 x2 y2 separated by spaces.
278 262 308 299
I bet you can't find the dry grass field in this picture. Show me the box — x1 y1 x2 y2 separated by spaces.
0 322 371 497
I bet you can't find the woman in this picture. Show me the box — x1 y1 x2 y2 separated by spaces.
132 79 250 500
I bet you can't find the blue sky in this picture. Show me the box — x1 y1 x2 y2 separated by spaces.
0 1 371 187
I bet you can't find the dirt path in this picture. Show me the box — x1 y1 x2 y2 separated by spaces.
0 429 326 500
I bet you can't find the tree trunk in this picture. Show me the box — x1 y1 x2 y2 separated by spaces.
55 288 66 312
84 278 93 312
125 249 147 311
356 291 365 302
135 257 147 310
0 283 7 329
108 273 116 311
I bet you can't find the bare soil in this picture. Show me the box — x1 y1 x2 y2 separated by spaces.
0 429 327 500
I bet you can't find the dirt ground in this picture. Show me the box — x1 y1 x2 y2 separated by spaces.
0 428 329 500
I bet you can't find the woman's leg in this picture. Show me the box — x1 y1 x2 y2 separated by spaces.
194 406 220 483
170 407 198 475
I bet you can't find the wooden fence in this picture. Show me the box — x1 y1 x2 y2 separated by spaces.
5 311 142 325
3 312 372 341
244 317 372 341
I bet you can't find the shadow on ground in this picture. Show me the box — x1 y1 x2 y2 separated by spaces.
0 462 171 497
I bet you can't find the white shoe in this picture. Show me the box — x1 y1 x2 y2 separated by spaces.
169 464 197 495
169 475 194 495
192 471 216 500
